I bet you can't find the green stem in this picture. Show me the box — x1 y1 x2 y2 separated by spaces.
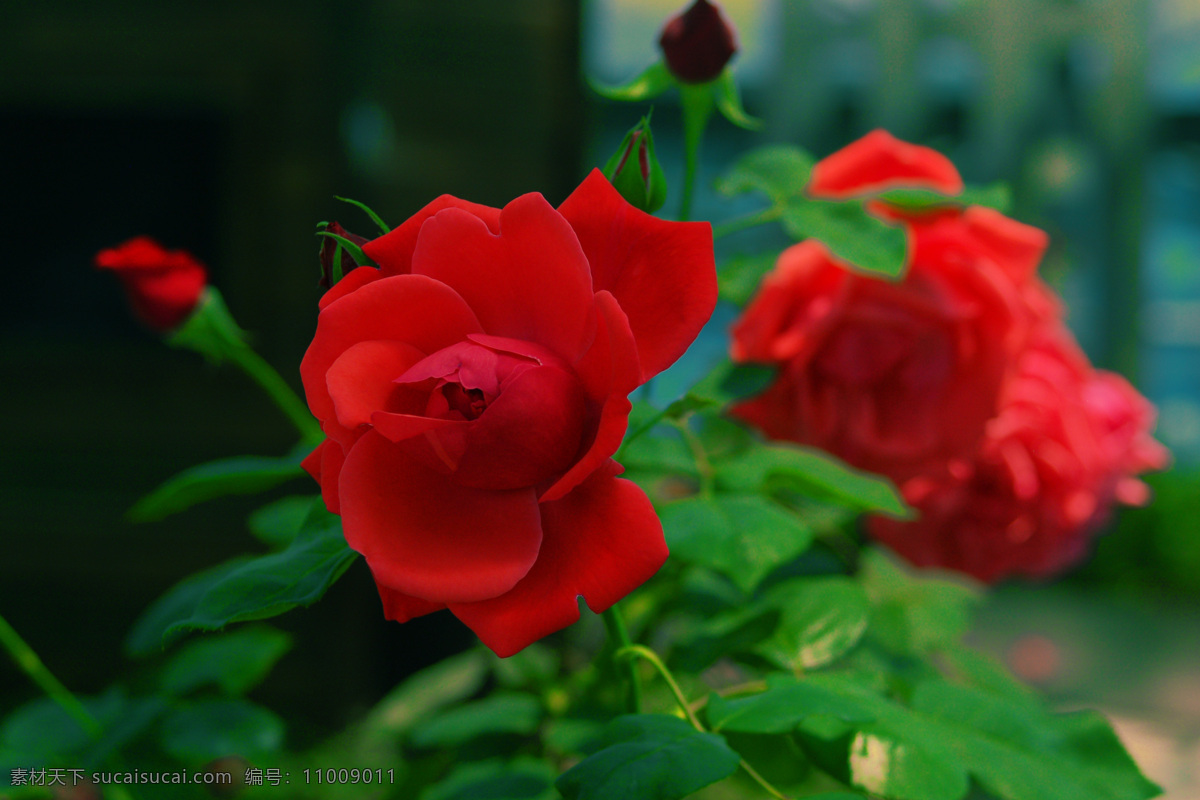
0 611 101 738
679 84 715 222
225 342 323 446
602 605 642 714
673 418 715 496
712 205 784 240
616 645 791 799
616 645 702 731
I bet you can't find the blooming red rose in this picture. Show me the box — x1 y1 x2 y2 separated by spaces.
300 170 715 656
659 0 738 84
869 321 1169 581
731 130 1167 581
94 236 208 331
731 210 1046 485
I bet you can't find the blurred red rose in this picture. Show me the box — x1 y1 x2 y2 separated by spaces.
658 0 738 84
870 321 1170 581
731 130 1167 581
730 205 1046 484
94 236 207 331
300 169 715 656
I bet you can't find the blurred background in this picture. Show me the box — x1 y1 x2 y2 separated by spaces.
1 0 1198 793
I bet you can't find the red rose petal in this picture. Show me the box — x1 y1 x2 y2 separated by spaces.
410 194 596 360
301 274 483 426
960 206 1049 284
541 291 639 502
362 196 501 277
339 431 543 604
302 439 346 514
808 129 963 200
318 265 382 311
326 340 427 442
375 580 446 623
559 170 717 381
449 462 668 657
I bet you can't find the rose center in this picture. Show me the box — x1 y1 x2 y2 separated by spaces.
442 384 488 420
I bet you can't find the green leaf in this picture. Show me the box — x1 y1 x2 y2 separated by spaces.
409 693 542 748
316 230 373 267
782 200 908 280
718 251 779 305
421 758 556 800
591 62 673 101
660 494 813 593
360 649 489 741
672 601 779 672
716 145 815 205
715 444 910 518
909 681 1160 800
876 181 1012 214
706 674 876 735
493 643 561 689
128 444 310 522
556 714 741 800
126 559 254 657
859 548 979 655
713 71 763 131
939 644 1039 707
159 699 284 763
130 506 356 651
246 494 319 547
685 358 777 407
757 577 871 670
160 627 292 696
334 194 391 234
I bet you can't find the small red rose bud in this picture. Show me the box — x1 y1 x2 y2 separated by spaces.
94 236 208 332
603 115 668 213
318 221 370 289
658 0 738 84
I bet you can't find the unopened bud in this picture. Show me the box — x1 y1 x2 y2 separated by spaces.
603 115 668 213
658 0 738 84
318 221 370 289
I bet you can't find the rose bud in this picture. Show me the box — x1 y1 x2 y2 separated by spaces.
658 0 738 84
603 115 668 213
94 236 208 332
318 221 371 290
300 169 716 657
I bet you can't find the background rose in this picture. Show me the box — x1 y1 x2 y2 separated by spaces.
300 169 715 656
731 203 1046 484
94 235 208 331
870 321 1171 581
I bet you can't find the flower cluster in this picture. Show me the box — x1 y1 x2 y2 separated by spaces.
731 131 1169 582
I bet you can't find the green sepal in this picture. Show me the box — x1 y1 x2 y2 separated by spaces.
590 61 674 102
315 230 373 267
165 286 249 364
334 194 391 234
714 70 763 131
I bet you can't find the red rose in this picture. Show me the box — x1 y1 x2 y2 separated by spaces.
300 170 715 656
869 322 1170 581
658 0 738 84
94 236 208 331
730 205 1046 484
